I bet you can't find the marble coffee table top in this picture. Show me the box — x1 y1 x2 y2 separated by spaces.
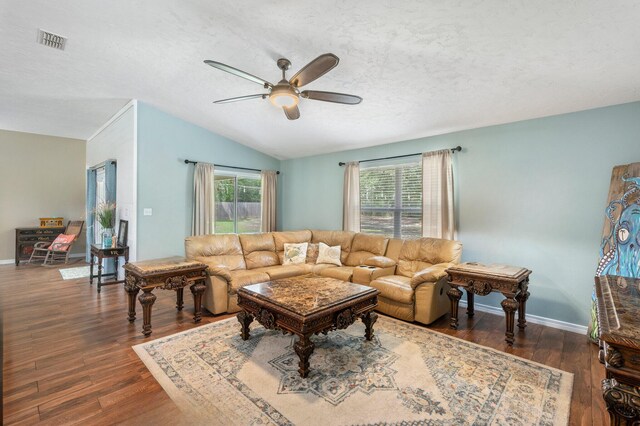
239 276 377 317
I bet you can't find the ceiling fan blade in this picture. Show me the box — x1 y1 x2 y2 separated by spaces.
213 94 267 104
204 60 273 87
283 105 300 120
289 53 339 87
300 90 362 105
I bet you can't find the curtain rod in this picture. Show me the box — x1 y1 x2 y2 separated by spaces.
184 159 280 174
338 146 462 167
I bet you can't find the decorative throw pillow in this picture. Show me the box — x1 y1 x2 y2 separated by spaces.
316 242 342 266
306 243 319 264
49 234 75 251
283 242 308 265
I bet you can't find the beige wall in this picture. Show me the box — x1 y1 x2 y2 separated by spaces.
0 130 86 261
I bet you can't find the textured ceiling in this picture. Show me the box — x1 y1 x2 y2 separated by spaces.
1 1 639 159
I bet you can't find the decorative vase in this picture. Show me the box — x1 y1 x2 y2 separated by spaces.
102 228 114 248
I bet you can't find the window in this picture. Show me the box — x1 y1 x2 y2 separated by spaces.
360 159 422 239
214 172 261 233
94 166 106 243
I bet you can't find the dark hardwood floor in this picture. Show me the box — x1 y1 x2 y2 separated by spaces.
2 262 606 425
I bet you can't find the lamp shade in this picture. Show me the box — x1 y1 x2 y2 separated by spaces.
269 81 299 107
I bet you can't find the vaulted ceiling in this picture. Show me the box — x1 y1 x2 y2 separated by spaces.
1 1 639 159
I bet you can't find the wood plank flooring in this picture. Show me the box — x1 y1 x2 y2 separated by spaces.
1 262 606 425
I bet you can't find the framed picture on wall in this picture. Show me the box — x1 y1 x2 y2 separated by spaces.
117 219 128 247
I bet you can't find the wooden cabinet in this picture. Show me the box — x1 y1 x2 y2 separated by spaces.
15 227 65 265
596 275 640 425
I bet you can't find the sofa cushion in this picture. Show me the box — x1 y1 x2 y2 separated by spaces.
369 275 414 304
311 230 355 264
318 266 354 282
273 230 312 263
252 264 313 280
239 233 279 270
384 238 404 262
345 234 389 266
306 243 319 264
283 242 308 265
228 270 270 294
316 242 342 266
364 256 396 268
396 238 462 278
185 234 246 271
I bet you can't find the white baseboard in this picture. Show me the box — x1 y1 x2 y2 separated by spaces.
459 300 588 335
0 253 86 266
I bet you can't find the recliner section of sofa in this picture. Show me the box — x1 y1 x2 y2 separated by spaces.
369 237 462 324
185 230 462 325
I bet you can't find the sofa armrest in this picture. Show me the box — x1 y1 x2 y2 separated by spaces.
206 264 232 282
410 263 454 288
364 256 396 268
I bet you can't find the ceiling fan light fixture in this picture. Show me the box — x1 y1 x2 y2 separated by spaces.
269 81 299 108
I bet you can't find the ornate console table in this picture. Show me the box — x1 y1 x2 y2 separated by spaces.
596 275 640 425
446 262 531 346
123 257 208 337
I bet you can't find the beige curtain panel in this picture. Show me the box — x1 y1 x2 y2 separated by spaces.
422 149 456 239
261 170 277 232
342 161 361 232
192 163 214 236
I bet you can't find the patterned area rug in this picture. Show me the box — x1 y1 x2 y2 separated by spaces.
59 266 90 280
133 316 573 425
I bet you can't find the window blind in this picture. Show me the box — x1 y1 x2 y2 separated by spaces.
360 159 422 239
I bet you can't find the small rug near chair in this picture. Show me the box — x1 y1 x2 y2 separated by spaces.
133 316 573 425
59 266 90 280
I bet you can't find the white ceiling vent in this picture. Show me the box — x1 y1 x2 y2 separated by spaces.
37 29 67 50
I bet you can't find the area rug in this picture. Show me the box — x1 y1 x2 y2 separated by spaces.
59 265 90 280
133 316 573 425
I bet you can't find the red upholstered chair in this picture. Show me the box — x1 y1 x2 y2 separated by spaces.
29 220 85 265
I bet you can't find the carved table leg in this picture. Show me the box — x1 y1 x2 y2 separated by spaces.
447 286 463 329
466 290 475 318
176 288 184 311
361 311 378 341
294 334 315 378
237 310 254 340
190 281 206 323
516 289 530 330
126 285 139 323
603 378 640 425
138 288 157 337
501 295 519 345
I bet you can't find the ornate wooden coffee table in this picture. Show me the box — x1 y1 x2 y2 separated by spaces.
236 276 380 378
446 262 531 346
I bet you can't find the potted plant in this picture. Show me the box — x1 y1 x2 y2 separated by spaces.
95 202 116 248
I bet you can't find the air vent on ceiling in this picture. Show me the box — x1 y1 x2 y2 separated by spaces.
37 29 67 50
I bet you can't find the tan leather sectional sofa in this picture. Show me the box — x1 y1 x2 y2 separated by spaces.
185 230 462 325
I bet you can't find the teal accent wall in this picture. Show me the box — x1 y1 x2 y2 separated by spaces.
280 101 640 326
137 102 281 259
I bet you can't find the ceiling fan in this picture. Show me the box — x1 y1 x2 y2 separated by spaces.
203 53 362 120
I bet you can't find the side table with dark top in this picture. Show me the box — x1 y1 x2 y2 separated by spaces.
123 257 208 337
90 244 129 293
446 262 532 346
596 275 640 425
